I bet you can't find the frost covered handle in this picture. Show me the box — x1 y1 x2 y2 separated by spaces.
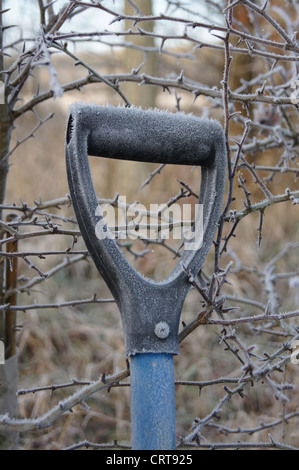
66 104 226 450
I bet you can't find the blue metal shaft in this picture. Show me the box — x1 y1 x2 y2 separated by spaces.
130 353 176 450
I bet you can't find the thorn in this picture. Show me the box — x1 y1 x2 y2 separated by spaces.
132 62 144 75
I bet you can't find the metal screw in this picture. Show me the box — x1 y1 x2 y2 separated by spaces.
154 322 170 339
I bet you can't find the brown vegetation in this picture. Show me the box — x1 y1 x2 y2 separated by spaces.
0 0 298 450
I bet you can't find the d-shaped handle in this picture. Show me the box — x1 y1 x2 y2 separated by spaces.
66 104 226 356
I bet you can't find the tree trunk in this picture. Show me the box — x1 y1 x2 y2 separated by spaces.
0 109 18 452
117 1 158 192
0 355 18 449
0 0 18 449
